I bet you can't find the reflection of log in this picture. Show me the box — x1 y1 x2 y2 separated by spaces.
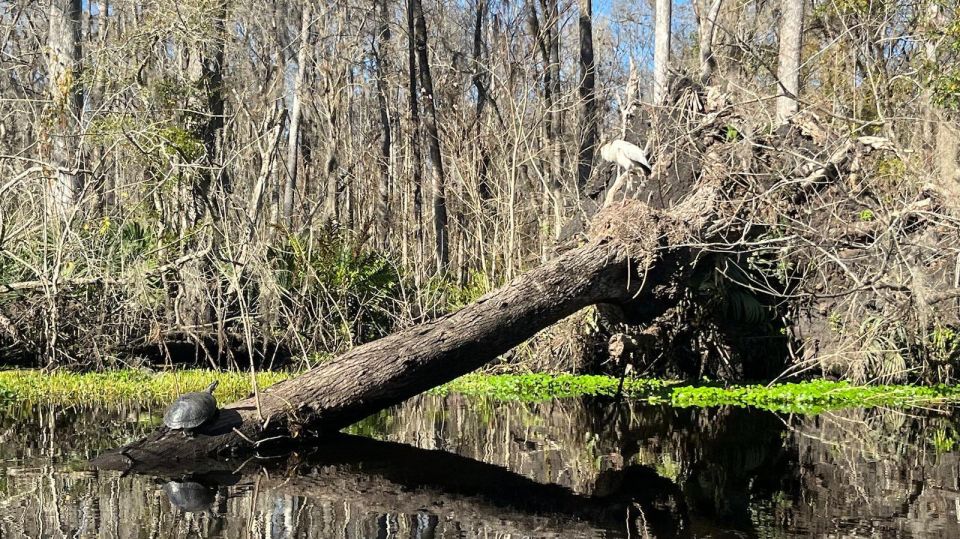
95 433 690 537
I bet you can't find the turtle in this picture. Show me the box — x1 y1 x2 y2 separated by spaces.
163 380 219 436
162 480 217 512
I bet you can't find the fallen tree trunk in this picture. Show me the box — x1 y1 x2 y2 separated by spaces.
97 191 712 464
97 93 885 465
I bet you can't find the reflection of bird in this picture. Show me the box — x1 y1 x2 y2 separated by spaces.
599 139 651 206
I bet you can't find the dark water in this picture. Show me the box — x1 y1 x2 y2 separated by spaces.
1 395 959 538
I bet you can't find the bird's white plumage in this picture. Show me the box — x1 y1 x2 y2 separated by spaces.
599 139 650 173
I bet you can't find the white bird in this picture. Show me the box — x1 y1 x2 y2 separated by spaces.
598 139 651 206
599 139 651 175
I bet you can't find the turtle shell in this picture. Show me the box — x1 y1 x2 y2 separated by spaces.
163 387 218 430
163 480 216 512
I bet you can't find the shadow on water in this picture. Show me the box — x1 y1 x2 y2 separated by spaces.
0 394 959 537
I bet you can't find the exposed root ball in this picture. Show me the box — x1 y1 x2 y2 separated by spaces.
588 201 661 266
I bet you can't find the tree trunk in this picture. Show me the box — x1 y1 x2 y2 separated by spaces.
528 1 563 243
776 0 804 124
320 70 345 225
189 0 227 224
576 0 598 194
178 0 228 332
696 0 723 84
412 0 449 273
653 0 672 104
101 212 696 462
282 5 311 227
470 0 493 275
46 0 84 213
374 0 392 249
545 0 563 240
407 0 425 265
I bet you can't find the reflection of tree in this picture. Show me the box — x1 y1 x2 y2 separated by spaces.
6 396 960 536
591 401 795 533
79 433 692 537
353 394 795 534
0 404 159 462
784 408 960 537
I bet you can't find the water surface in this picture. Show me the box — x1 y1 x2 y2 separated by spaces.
0 394 958 537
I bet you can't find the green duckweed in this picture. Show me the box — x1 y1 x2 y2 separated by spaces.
436 374 960 414
0 369 289 407
0 369 957 415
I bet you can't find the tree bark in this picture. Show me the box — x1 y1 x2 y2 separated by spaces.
471 0 493 204
576 0 598 194
776 0 804 124
544 0 563 240
282 5 311 227
412 0 450 273
528 1 563 242
407 0 425 263
696 0 723 84
653 0 672 104
177 0 228 332
46 0 84 213
373 0 393 249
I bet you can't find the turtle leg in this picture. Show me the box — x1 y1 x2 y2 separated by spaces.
181 430 195 439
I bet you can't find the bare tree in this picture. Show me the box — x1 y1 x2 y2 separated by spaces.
283 4 311 227
576 0 598 193
776 0 804 123
406 0 425 265
528 0 563 242
373 0 392 248
191 0 228 224
695 0 724 84
653 0 672 104
46 0 84 213
412 0 449 272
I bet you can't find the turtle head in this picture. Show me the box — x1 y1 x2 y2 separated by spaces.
206 380 219 394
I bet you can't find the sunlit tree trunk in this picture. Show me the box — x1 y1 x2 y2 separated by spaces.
545 0 562 241
776 0 804 124
653 0 672 104
924 5 960 199
283 5 311 228
46 0 84 213
696 0 723 84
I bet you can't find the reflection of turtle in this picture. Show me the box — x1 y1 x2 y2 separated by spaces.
163 381 219 436
162 480 216 512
